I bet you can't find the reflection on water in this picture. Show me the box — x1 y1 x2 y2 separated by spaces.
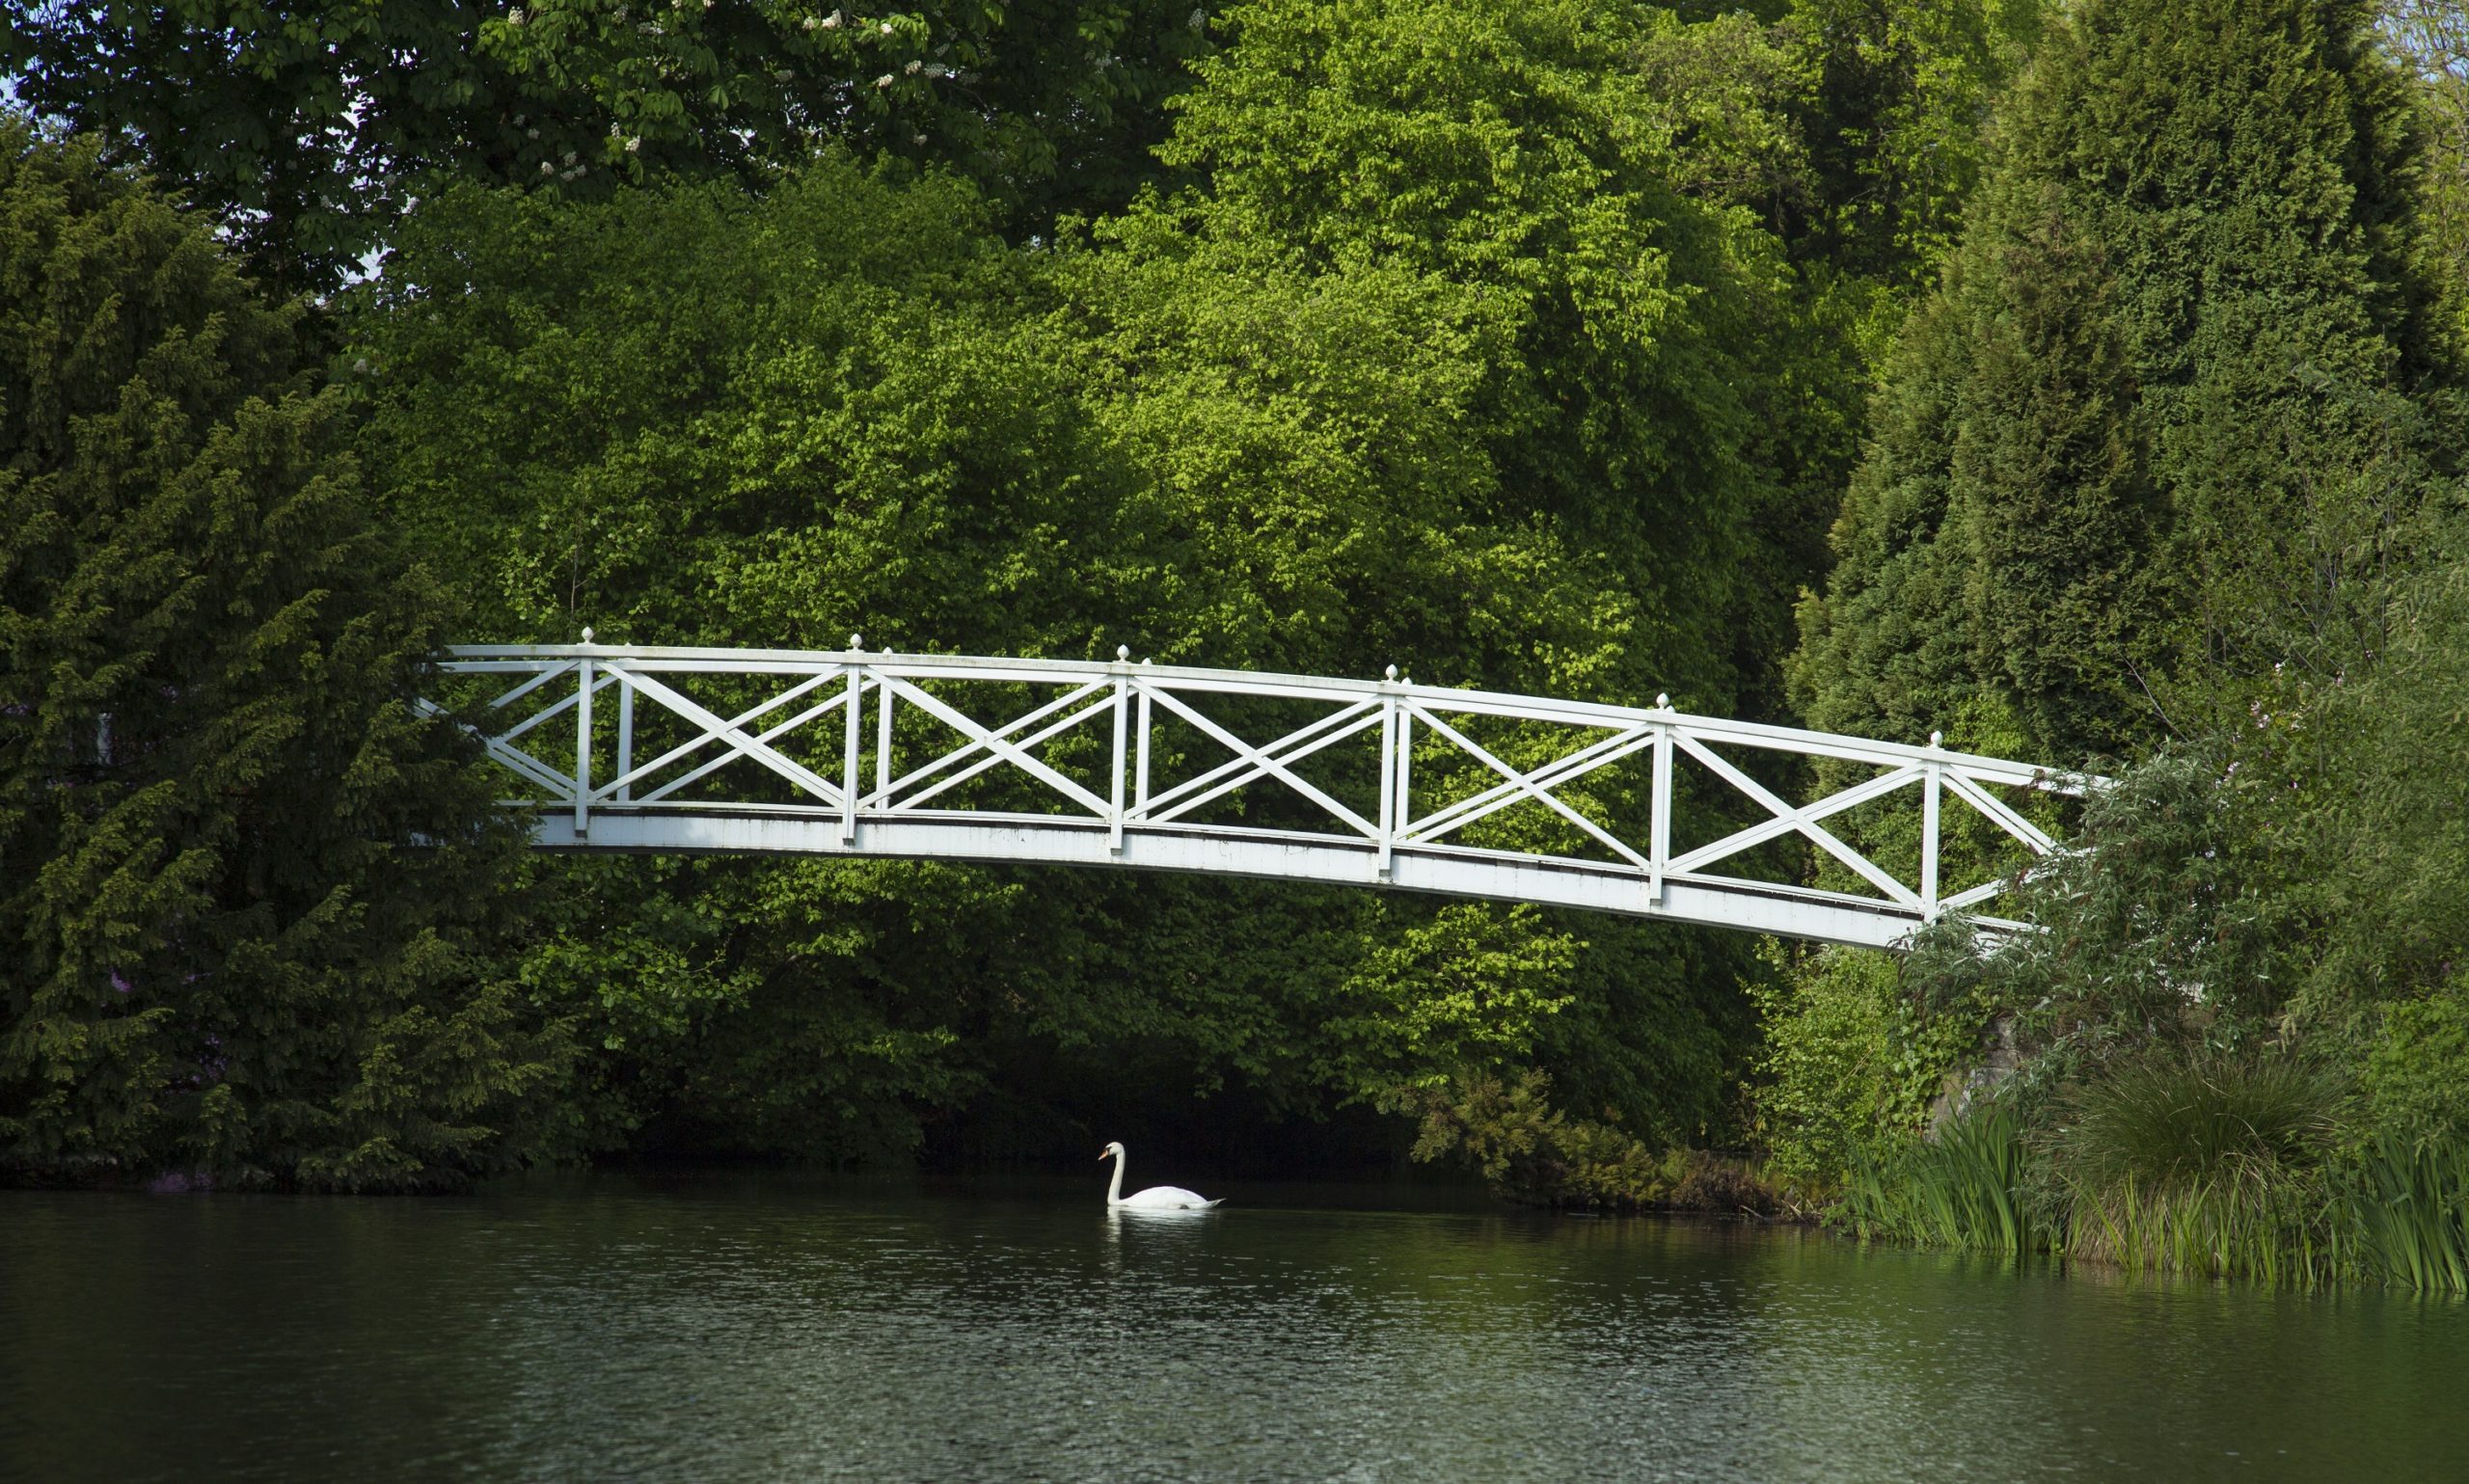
4 1174 2464 1482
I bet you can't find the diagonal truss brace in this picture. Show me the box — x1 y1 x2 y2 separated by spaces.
610 666 850 809
1672 734 1922 908
1138 687 1383 840
618 669 847 805
430 644 2096 946
1666 763 1926 877
879 675 1115 819
1136 696 1386 831
1402 708 1654 872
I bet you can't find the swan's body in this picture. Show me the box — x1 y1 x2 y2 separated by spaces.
1100 1142 1222 1209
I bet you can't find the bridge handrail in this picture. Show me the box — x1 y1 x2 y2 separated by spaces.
443 643 2086 789
428 641 2100 949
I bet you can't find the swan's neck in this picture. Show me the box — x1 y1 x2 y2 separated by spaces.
1106 1151 1125 1206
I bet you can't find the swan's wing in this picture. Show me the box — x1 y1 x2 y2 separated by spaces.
1123 1185 1221 1209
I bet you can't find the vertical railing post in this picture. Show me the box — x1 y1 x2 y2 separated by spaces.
842 635 863 843
1376 665 1399 878
1109 647 1130 851
1650 693 1672 908
876 647 895 808
1394 681 1413 854
614 662 633 805
1134 659 1153 815
1921 730 1943 921
573 634 593 838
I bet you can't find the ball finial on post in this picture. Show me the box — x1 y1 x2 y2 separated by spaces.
581 626 595 644
1386 664 1398 682
1929 730 1943 748
1118 644 1130 661
1655 692 1670 710
848 633 863 652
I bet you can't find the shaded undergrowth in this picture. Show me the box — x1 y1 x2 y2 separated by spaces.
1395 1068 1782 1215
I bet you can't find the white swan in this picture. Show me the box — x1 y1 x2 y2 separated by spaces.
1099 1142 1222 1209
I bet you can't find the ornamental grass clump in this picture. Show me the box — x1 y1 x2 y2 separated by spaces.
2049 1054 2343 1282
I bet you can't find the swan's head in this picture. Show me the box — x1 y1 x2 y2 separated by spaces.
1099 1141 1124 1161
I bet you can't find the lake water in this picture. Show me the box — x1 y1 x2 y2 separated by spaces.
3 1174 2463 1481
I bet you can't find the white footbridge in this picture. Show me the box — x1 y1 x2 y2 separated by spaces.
429 641 2091 950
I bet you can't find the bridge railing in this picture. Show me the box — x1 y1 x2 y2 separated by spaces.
424 641 2094 947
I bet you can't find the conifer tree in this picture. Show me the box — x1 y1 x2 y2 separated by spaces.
1796 0 2453 764
0 122 569 1189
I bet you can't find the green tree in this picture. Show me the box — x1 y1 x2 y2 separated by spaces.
1768 1 2464 1206
2 0 1211 289
2381 1 2469 293
1160 0 1842 717
348 1 2045 1171
351 136 1773 1164
0 122 569 1189
2300 552 2469 1040
1775 0 2050 289
1797 0 2454 766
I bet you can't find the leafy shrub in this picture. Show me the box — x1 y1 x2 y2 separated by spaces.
1910 752 2284 1085
1751 944 1990 1199
1394 1067 1777 1214
2361 979 2469 1147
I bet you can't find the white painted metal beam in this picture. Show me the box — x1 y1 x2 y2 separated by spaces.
430 643 2096 951
518 810 2026 951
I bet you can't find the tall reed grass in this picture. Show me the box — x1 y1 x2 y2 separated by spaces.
2061 1170 2333 1283
2343 1135 2469 1294
1839 1105 2046 1254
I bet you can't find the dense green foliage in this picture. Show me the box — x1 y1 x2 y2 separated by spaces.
1749 943 1970 1196
14 0 2469 1248
2385 1 2469 286
23 0 2008 1186
0 0 1213 288
0 124 568 1188
1818 705 2469 1290
314 0 2063 1179
328 0 2069 1186
1762 0 2469 1291
342 13 1803 1160
1797 0 2454 765
1391 1066 1778 1213
1764 0 2048 291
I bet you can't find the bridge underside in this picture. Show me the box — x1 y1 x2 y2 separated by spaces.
527 809 2001 950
